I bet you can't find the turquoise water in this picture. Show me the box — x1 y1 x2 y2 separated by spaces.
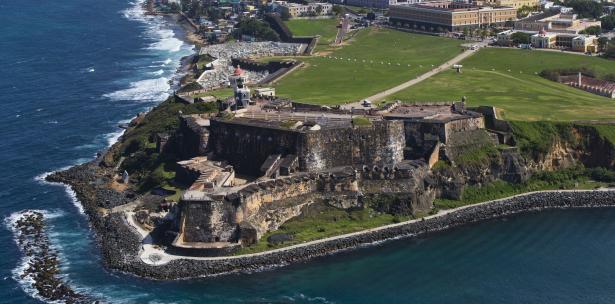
2 0 615 303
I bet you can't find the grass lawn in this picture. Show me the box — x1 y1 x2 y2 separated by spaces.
384 48 615 121
284 18 339 52
236 205 411 255
193 87 234 99
237 171 609 255
272 28 464 105
435 178 607 210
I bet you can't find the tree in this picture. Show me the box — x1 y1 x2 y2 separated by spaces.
511 31 531 45
505 18 515 28
233 19 280 41
606 41 615 59
601 15 615 31
332 5 344 16
169 2 180 13
564 0 603 18
580 25 601 35
280 9 291 21
598 37 609 51
315 5 323 15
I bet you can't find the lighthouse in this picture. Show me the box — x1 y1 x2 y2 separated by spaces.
229 65 251 109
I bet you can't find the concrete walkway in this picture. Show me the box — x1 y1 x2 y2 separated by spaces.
135 188 613 265
342 42 486 110
334 16 350 45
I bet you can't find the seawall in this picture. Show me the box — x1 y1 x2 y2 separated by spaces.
102 187 615 279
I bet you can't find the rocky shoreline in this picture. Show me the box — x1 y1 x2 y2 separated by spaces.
47 162 615 280
10 211 96 303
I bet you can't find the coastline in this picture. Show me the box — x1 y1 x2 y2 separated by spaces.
46 162 615 280
31 3 615 281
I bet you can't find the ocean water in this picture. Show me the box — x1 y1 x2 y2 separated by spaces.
3 0 615 303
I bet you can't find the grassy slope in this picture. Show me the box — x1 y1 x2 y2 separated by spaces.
385 48 615 121
237 206 412 255
284 18 339 52
273 28 464 105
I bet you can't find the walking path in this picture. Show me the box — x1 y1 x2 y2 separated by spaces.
134 188 612 265
334 16 350 45
342 42 486 109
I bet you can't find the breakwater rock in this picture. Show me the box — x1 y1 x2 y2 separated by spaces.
47 162 615 280
8 210 95 303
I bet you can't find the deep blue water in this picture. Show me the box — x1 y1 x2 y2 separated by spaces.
3 0 615 303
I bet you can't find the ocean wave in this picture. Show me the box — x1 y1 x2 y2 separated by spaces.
34 168 86 215
5 209 89 304
278 293 335 304
150 69 164 76
147 29 184 53
103 77 170 102
122 0 185 53
104 128 126 147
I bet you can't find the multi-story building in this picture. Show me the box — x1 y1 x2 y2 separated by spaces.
389 1 517 31
515 13 601 34
530 29 598 52
530 30 557 47
344 0 418 9
484 0 539 9
276 1 332 17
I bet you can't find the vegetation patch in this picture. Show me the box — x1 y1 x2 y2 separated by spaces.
453 144 499 167
509 121 576 160
435 167 609 209
237 203 412 255
115 96 217 194
352 116 372 127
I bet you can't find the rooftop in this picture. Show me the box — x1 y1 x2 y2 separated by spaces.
383 103 481 122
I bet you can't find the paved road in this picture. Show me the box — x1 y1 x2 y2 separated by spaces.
342 41 487 109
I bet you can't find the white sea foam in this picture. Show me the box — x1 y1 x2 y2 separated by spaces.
148 29 184 53
103 77 170 102
6 210 66 304
34 166 86 215
150 69 164 76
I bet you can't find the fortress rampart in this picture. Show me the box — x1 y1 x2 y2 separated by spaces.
208 118 405 175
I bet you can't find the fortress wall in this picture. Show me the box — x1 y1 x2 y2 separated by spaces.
300 120 405 171
180 200 238 243
208 119 303 176
443 116 485 142
178 116 210 159
209 119 405 175
402 120 445 158
237 177 322 222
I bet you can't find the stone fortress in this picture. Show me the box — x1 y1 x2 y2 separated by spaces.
167 75 504 254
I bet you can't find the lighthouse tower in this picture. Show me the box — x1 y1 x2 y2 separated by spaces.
229 66 251 109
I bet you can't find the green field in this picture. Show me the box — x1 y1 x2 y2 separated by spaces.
273 28 464 104
384 48 615 121
284 18 339 52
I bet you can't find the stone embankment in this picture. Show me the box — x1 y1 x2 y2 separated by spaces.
10 211 94 303
48 162 615 280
